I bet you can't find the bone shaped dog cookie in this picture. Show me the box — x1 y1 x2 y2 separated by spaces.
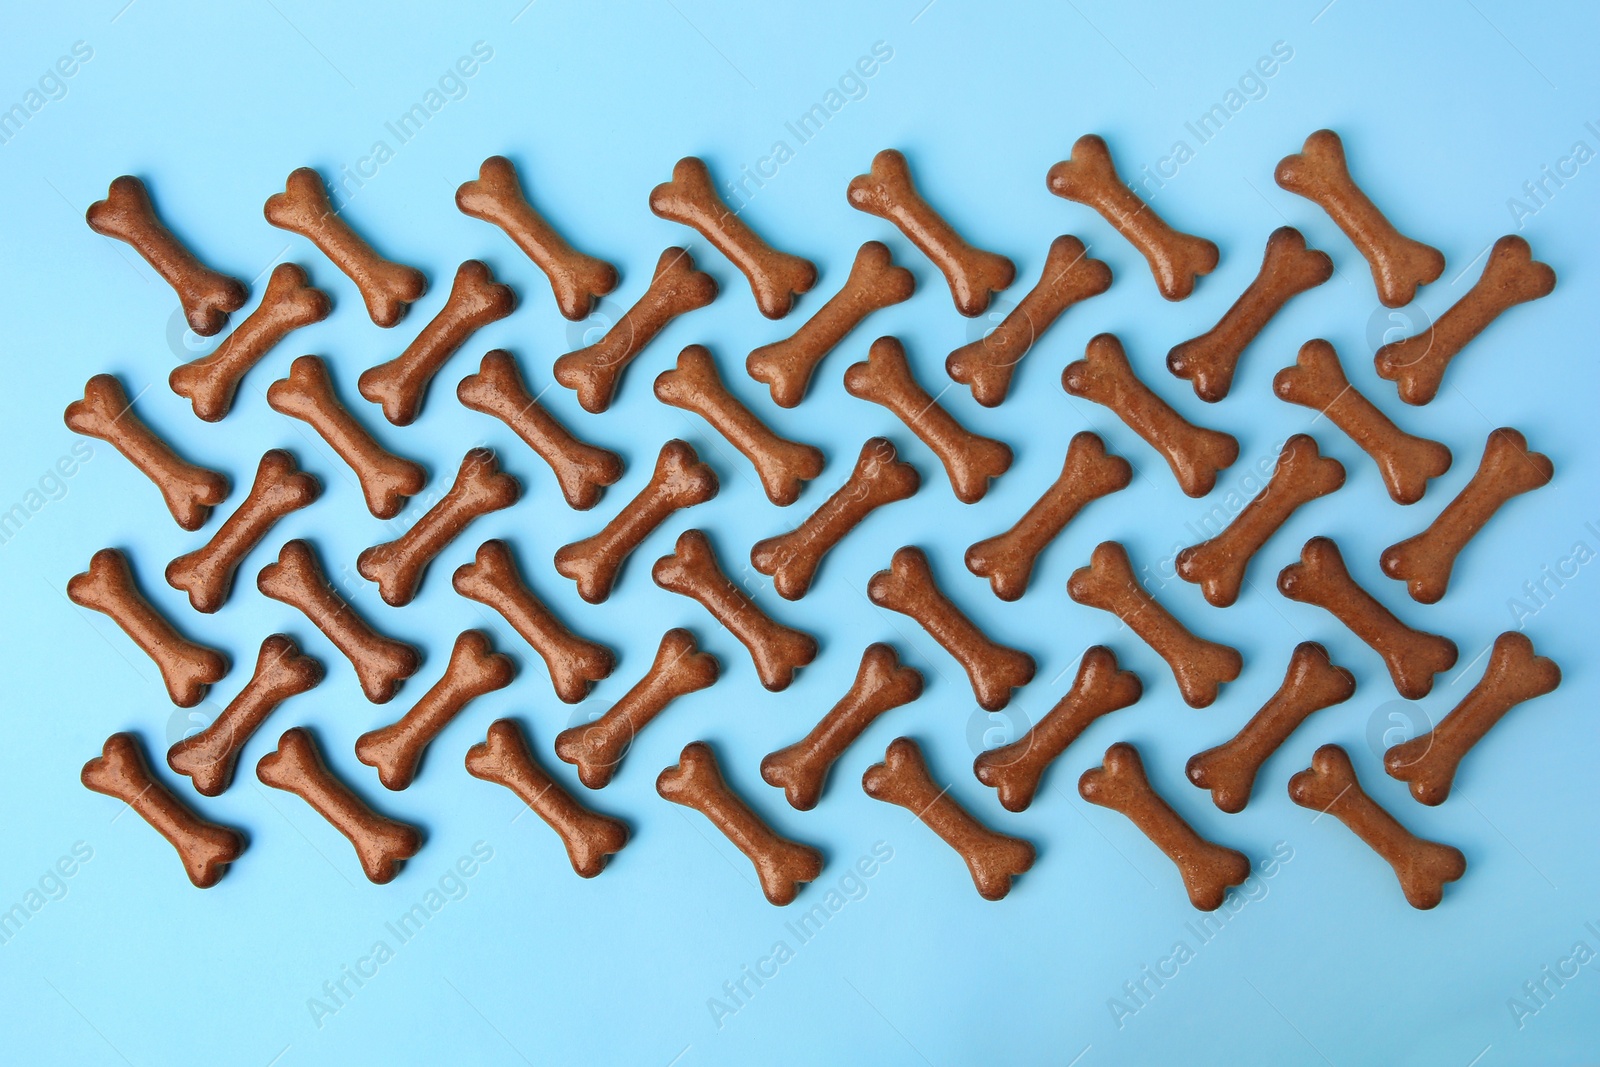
845 336 1011 503
267 355 426 519
166 449 320 613
453 539 614 704
659 741 824 905
68 548 228 707
265 166 426 327
746 241 915 408
455 155 618 321
358 448 520 607
1047 135 1218 301
761 643 923 810
946 234 1112 407
1290 744 1465 909
64 373 230 530
868 546 1035 711
652 529 818 692
167 634 323 797
966 431 1131 602
169 262 331 421
1175 434 1345 608
1273 340 1451 505
750 438 919 600
864 737 1035 900
466 719 629 878
457 350 623 510
554 439 718 604
651 156 816 319
86 175 247 336
1380 428 1552 604
553 248 718 413
257 727 422 884
82 732 245 888
1186 641 1355 814
358 260 515 425
1063 334 1239 498
257 539 420 703
847 149 1014 316
1385 631 1560 806
655 345 824 506
1374 235 1556 405
1274 129 1444 308
973 645 1142 813
1167 227 1333 402
1277 537 1456 699
1080 742 1250 911
555 629 719 789
1068 541 1241 709
356 630 515 790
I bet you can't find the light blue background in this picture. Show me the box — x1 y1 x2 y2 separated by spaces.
2 1 1597 1064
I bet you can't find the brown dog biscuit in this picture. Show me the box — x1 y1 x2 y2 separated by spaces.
1063 334 1239 498
356 630 515 790
747 241 915 408
1380 428 1551 604
555 628 719 789
358 260 515 425
82 732 245 888
554 439 718 604
863 737 1034 901
169 263 331 422
1175 435 1345 608
86 175 247 336
257 539 420 703
868 546 1035 711
750 438 919 601
453 539 614 704
1080 742 1250 910
64 373 230 530
1068 541 1241 709
761 643 923 811
1046 135 1218 301
973 645 1141 813
1289 744 1465 909
1277 537 1456 699
846 336 1011 503
1167 227 1332 402
1273 340 1451 505
167 634 323 797
265 167 425 327
166 450 320 613
1274 130 1444 308
457 350 623 511
553 248 718 413
850 149 1016 315
946 234 1111 407
655 345 823 506
456 155 618 321
1375 235 1555 405
1186 642 1355 814
966 431 1131 602
67 548 228 707
651 156 817 319
659 741 824 905
256 727 422 884
358 448 520 607
653 529 818 692
466 719 628 878
1385 631 1560 806
267 355 426 520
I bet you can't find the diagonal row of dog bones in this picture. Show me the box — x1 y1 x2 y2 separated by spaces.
70 131 1560 910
